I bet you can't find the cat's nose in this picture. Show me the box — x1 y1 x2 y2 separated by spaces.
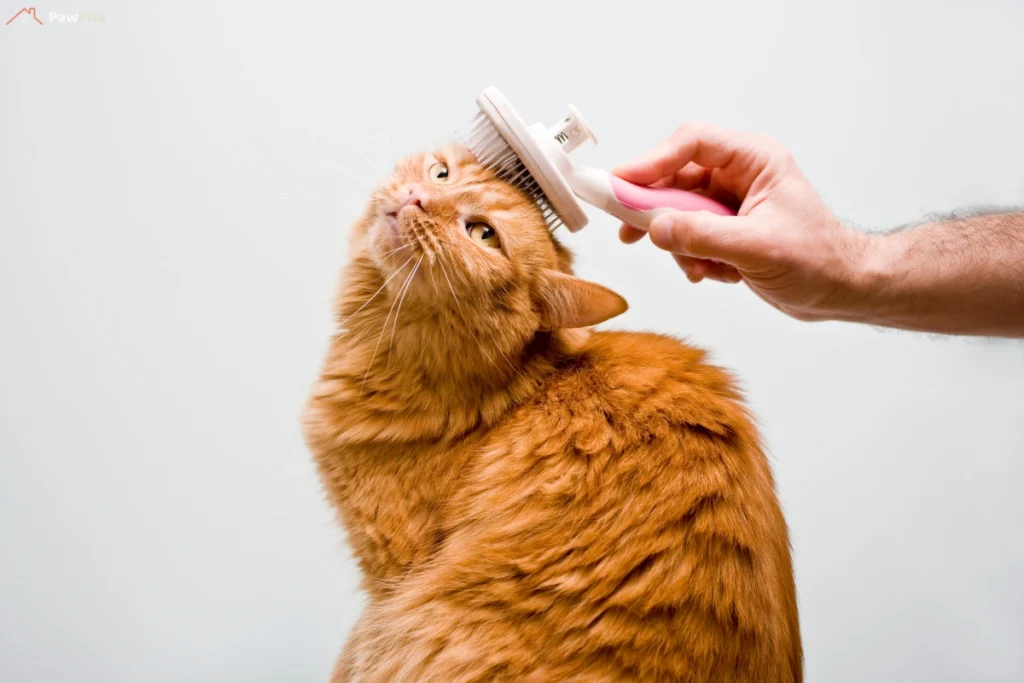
400 185 428 209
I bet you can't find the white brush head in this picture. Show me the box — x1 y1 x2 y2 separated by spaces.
459 87 591 233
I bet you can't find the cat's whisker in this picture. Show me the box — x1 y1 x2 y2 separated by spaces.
378 242 415 264
359 257 415 398
412 234 435 267
435 259 463 316
436 258 507 378
489 331 526 380
429 233 459 249
427 262 440 297
377 242 414 261
387 256 423 367
436 259 476 338
326 140 390 178
343 253 416 324
275 191 361 201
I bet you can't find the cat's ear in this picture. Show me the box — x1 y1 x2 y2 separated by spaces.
534 270 628 330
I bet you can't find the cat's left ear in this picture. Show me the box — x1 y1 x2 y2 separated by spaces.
534 270 628 330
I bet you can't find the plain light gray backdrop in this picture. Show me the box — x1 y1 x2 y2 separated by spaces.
2 1 1022 681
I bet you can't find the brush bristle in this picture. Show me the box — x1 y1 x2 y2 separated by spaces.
459 112 564 232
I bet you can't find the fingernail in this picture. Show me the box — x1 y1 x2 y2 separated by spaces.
649 215 673 246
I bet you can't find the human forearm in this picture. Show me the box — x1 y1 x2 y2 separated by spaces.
848 211 1024 336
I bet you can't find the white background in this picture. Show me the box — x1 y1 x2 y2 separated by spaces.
2 1 1022 681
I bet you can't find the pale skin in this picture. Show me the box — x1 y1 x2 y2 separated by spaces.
614 122 1024 338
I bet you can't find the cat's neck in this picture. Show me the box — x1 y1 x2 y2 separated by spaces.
308 259 585 446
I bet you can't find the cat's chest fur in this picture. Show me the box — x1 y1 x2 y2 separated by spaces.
319 436 480 594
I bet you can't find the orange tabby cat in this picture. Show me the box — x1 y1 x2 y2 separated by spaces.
303 145 802 682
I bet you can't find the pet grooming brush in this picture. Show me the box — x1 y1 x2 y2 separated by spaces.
460 86 735 233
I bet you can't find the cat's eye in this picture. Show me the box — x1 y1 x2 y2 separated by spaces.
428 162 450 183
467 222 500 249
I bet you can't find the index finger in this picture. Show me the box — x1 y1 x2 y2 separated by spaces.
613 122 778 201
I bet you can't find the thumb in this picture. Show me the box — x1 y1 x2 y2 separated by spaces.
648 211 761 267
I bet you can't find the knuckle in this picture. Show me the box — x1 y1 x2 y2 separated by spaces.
674 214 708 254
675 120 706 138
760 237 791 266
688 214 711 241
755 134 791 160
691 212 715 240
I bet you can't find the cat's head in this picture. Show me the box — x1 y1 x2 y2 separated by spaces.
349 145 626 341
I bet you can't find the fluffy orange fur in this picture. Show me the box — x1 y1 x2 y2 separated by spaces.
303 146 802 682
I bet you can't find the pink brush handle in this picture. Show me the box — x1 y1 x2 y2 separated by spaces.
610 176 735 217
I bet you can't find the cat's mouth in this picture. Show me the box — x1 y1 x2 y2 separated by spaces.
384 204 422 221
375 205 438 268
383 205 425 243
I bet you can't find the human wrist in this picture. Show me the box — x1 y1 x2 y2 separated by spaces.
837 228 907 326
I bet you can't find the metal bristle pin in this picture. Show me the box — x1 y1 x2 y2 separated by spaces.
459 112 564 232
455 88 599 234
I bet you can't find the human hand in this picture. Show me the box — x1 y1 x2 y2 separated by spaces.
614 122 872 322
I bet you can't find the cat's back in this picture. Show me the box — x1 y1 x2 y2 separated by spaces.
428 331 802 682
497 330 756 459
546 329 748 434
464 330 776 538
